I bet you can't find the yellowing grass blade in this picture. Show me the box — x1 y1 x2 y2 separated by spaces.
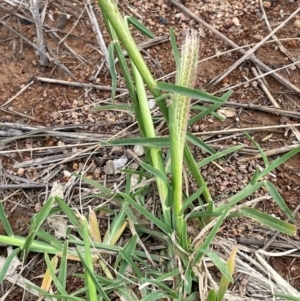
111 220 128 246
217 246 238 301
89 208 102 243
39 255 58 300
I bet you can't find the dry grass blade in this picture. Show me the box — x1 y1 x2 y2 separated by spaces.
2 0 29 8
215 60 300 93
0 107 42 122
236 237 300 251
11 150 101 169
206 237 300 300
49 30 86 64
0 122 115 142
255 252 300 296
4 274 53 301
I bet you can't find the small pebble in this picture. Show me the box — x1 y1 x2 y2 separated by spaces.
252 81 258 88
192 124 200 132
253 34 263 41
63 170 72 178
294 20 300 29
114 156 128 169
133 145 145 156
94 168 101 178
17 168 25 176
148 99 156 109
232 17 240 27
35 202 42 212
89 163 97 173
263 1 271 8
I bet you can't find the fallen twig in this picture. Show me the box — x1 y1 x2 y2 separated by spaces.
48 30 86 63
251 67 278 108
0 107 43 122
236 237 300 251
0 183 53 189
216 60 300 94
11 149 103 168
36 76 128 92
168 0 300 94
86 0 109 67
29 0 48 67
251 66 300 143
259 0 300 69
1 78 34 108
0 18 77 79
209 6 300 86
194 100 300 119
238 144 300 162
194 123 300 136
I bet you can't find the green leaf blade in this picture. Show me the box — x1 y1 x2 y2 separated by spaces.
264 181 295 222
240 207 296 235
127 16 155 39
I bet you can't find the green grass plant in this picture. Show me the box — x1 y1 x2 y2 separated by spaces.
0 1 300 300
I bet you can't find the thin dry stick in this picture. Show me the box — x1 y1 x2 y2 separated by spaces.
0 18 77 80
123 35 169 57
36 76 128 92
33 143 102 180
0 130 23 136
257 2 300 143
168 0 300 94
58 5 86 44
259 0 300 69
1 78 34 107
194 123 300 136
0 183 53 189
122 1 143 19
238 144 300 163
256 253 300 296
0 107 42 122
210 6 300 85
251 66 300 143
236 237 300 250
49 30 85 63
215 59 300 93
196 37 300 67
251 67 278 108
0 123 111 146
29 0 48 67
196 100 300 119
86 0 109 66
0 121 131 132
